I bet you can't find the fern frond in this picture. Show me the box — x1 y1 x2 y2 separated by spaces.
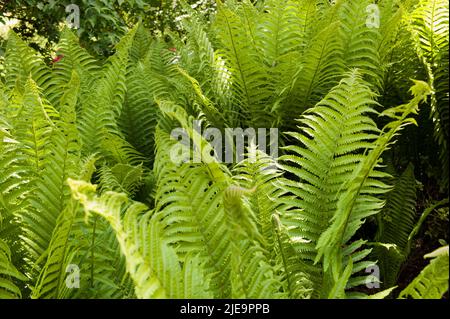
120 62 159 162
214 3 274 127
280 71 384 296
78 26 137 155
179 11 232 114
31 155 97 299
253 0 313 127
152 122 232 297
315 79 432 297
409 0 449 187
232 146 286 250
19 73 81 268
129 24 152 64
46 28 100 106
68 180 167 298
30 200 80 299
272 214 315 299
286 8 344 122
98 163 143 196
223 185 286 298
68 179 213 299
4 31 51 93
70 216 135 299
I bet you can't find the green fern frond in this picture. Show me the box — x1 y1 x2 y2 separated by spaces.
129 24 152 64
46 28 100 106
68 179 167 298
280 71 384 295
375 163 418 287
3 78 56 268
399 246 449 299
0 239 27 298
100 132 147 166
78 26 137 155
18 73 81 269
339 0 383 90
272 214 315 299
98 163 143 196
232 146 286 250
253 0 314 127
70 216 135 299
179 12 232 112
120 62 159 162
152 124 232 297
278 71 430 298
214 3 273 127
315 78 432 297
4 31 51 93
409 0 449 187
223 185 286 298
286 12 344 122
30 155 97 299
68 179 213 299
31 199 80 299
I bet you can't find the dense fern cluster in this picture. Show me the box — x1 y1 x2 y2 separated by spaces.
0 0 448 299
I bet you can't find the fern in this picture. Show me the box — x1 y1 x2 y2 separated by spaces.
68 179 213 299
223 185 286 298
120 61 159 162
179 10 232 116
153 106 232 297
9 78 56 266
46 28 100 107
288 4 344 115
0 2 447 300
78 26 137 155
315 79 432 297
214 2 273 128
409 0 449 188
399 246 449 299
4 32 51 93
374 163 418 288
272 214 314 299
339 0 383 90
232 147 286 250
0 239 27 298
31 199 81 299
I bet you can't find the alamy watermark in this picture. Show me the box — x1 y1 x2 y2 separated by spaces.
170 121 278 165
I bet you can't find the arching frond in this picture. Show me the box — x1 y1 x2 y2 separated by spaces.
0 239 27 298
409 0 449 187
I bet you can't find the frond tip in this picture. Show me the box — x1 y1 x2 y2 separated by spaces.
399 246 449 299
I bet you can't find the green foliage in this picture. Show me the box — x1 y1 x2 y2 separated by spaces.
0 239 27 298
0 0 448 300
409 0 449 189
399 246 449 299
280 71 386 297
